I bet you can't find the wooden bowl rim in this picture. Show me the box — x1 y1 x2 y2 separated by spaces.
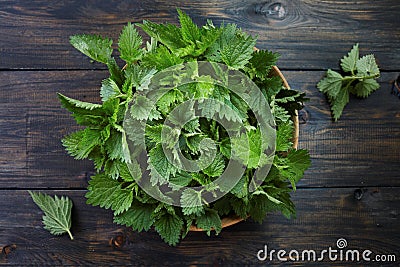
189 65 299 231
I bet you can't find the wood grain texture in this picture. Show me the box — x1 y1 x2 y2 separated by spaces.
0 188 398 266
0 0 399 70
0 1 399 266
0 70 106 188
0 70 398 189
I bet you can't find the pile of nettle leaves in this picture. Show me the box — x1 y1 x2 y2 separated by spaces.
59 10 310 245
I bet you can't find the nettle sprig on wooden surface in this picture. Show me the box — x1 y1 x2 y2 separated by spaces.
59 9 310 245
318 44 380 121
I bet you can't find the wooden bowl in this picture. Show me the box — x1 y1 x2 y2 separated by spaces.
189 65 299 231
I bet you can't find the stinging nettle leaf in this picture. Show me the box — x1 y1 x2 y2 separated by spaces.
340 43 359 73
85 174 133 215
58 93 102 111
195 209 222 236
231 128 268 169
148 144 178 182
101 78 121 102
118 22 143 64
202 153 225 177
330 87 350 121
62 128 102 160
130 95 154 120
154 211 183 246
317 69 343 99
354 78 380 98
356 54 380 77
206 23 257 69
70 34 113 64
114 201 155 232
177 8 201 44
276 121 294 152
29 191 74 240
248 49 280 79
181 188 205 216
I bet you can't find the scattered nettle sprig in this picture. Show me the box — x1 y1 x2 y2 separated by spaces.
29 191 74 240
59 9 310 245
317 43 380 121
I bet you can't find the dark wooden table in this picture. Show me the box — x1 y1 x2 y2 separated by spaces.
1 1 399 266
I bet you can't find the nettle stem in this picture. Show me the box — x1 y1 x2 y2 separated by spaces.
342 74 379 81
67 229 74 240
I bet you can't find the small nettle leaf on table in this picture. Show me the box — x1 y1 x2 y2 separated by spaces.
317 43 380 121
29 191 74 240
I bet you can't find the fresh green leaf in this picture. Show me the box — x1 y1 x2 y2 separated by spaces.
141 45 184 70
148 144 178 183
29 191 74 240
356 54 380 77
206 23 256 69
248 50 279 79
70 34 113 64
177 9 201 44
354 78 380 98
213 197 232 216
330 87 350 121
125 64 157 91
202 153 225 177
275 89 308 116
230 197 249 218
276 121 294 152
317 69 343 99
248 193 274 223
107 57 124 86
181 188 205 216
232 128 268 169
101 78 121 102
62 128 101 160
230 175 248 198
118 22 143 64
130 95 154 120
340 43 359 73
58 93 106 126
86 174 133 215
58 93 102 110
139 20 190 57
195 209 222 236
114 201 155 232
170 172 193 188
105 130 130 162
154 211 184 246
277 149 311 190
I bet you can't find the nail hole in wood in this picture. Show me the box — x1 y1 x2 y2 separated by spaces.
353 188 364 200
2 244 17 257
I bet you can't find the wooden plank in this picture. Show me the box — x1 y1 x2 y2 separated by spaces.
0 105 27 183
0 70 399 188
0 0 399 70
0 188 398 265
0 71 106 188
